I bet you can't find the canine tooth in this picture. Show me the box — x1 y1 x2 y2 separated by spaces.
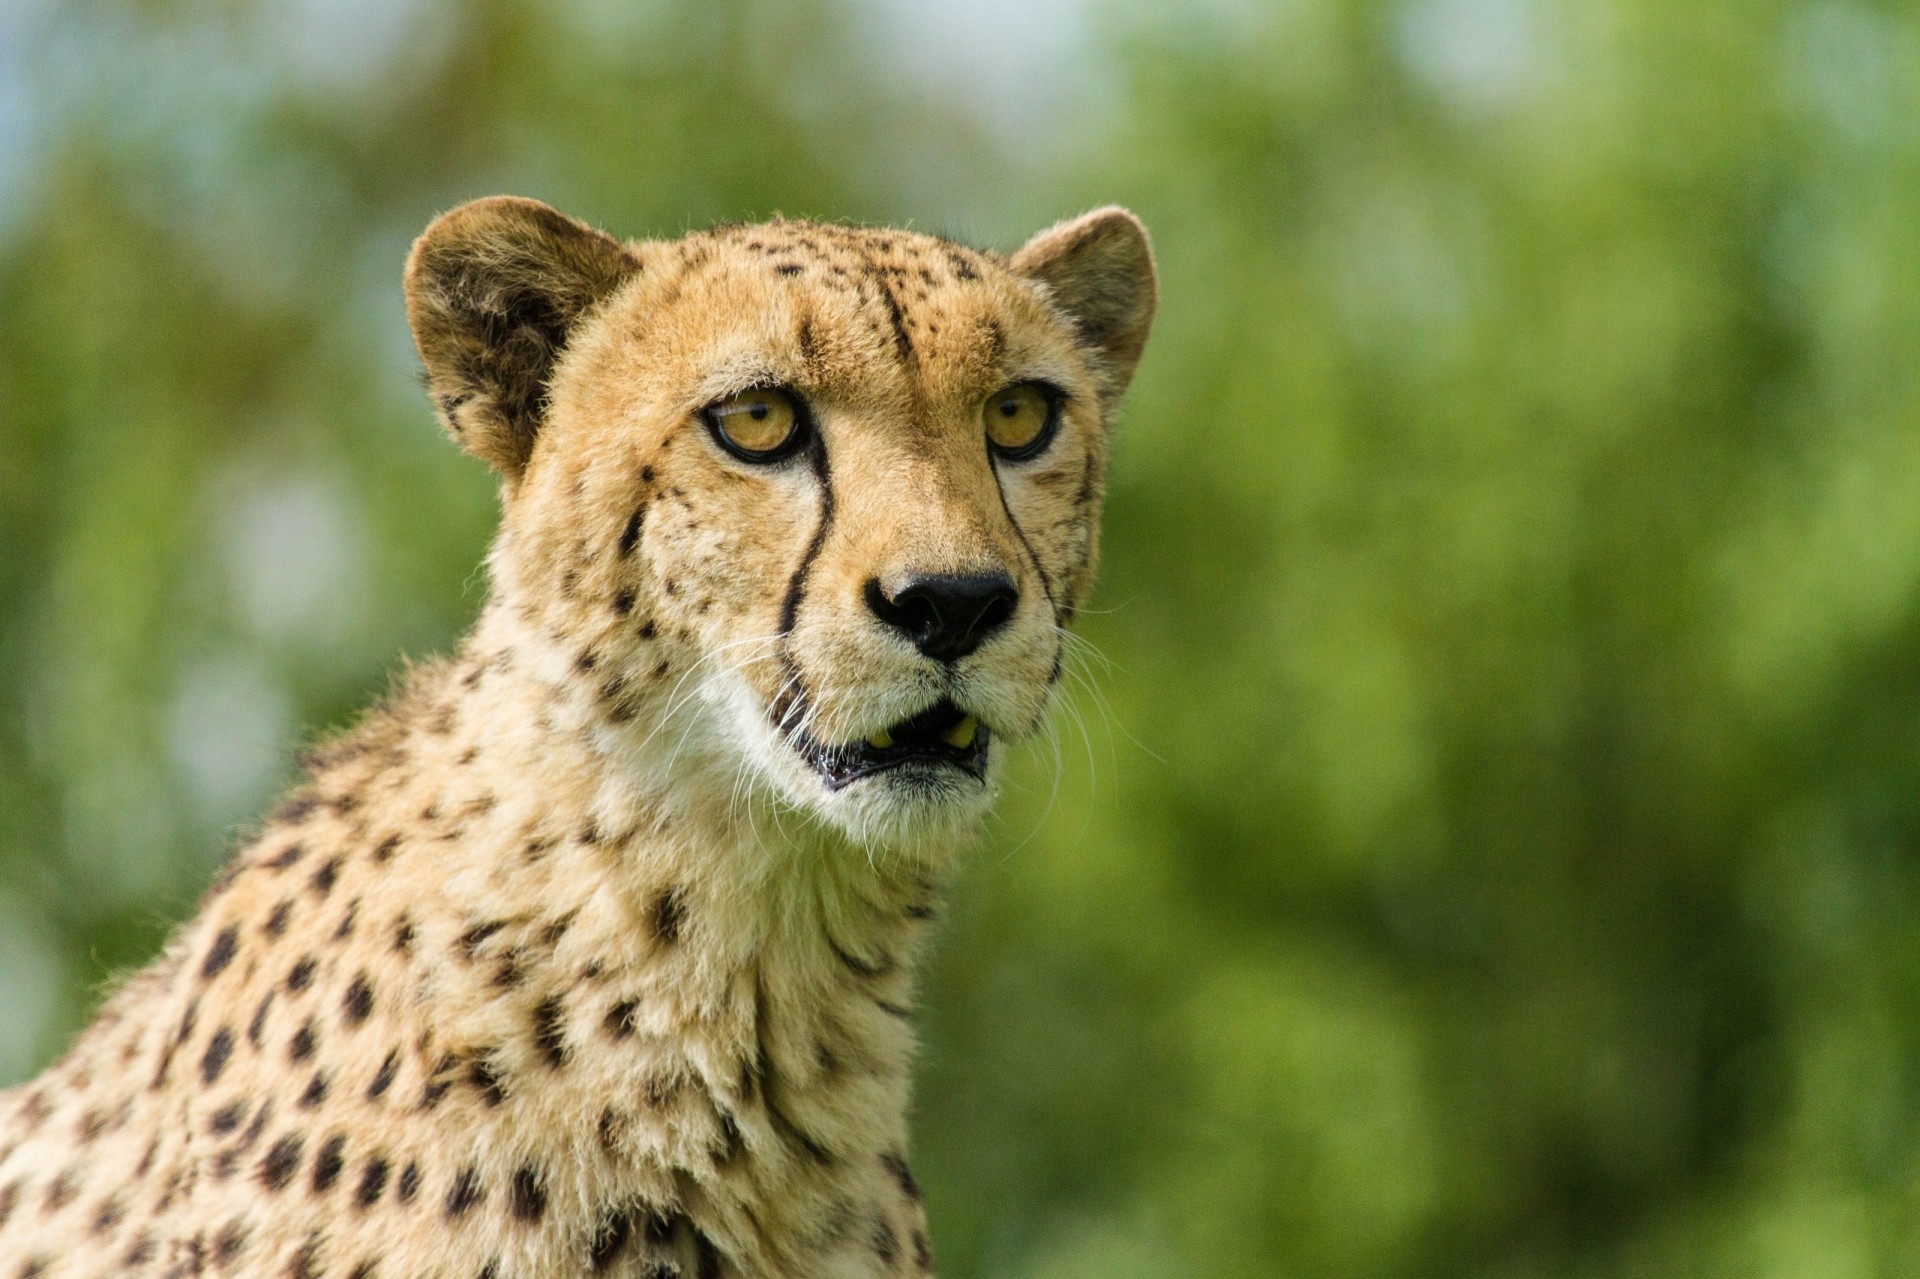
867 729 894 749
942 715 978 749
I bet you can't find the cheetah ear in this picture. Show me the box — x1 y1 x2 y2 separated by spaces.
404 196 639 481
1010 206 1158 399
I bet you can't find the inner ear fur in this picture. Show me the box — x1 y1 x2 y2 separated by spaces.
404 196 639 480
1010 206 1158 399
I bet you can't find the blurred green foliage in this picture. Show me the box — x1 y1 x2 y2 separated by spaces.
5 0 1920 1274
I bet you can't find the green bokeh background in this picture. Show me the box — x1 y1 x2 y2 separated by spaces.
5 0 1920 1274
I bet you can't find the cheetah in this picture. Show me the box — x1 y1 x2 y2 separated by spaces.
0 196 1156 1278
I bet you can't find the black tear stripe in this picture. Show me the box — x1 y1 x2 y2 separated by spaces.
988 455 1059 621
771 431 835 741
989 454 1068 685
776 435 835 637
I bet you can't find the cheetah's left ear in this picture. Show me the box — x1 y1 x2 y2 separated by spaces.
1010 206 1158 400
404 196 640 482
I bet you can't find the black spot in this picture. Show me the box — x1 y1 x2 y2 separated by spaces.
913 1226 934 1269
871 1214 899 1267
597 1107 623 1152
831 940 891 979
589 1206 632 1270
290 1233 323 1279
201 1027 234 1084
213 1218 247 1263
248 992 274 1046
91 1194 125 1233
334 899 358 939
460 920 505 958
299 1071 330 1109
533 995 567 1067
209 1100 246 1134
649 888 685 945
41 1171 76 1210
287 956 317 991
201 925 240 979
367 1050 399 1100
124 1233 156 1265
491 952 525 989
768 1095 835 1166
445 1166 484 1216
373 834 402 863
509 1165 547 1222
347 1264 378 1279
259 1134 303 1190
420 1070 455 1109
397 1162 421 1203
776 262 803 276
266 899 295 937
881 1151 922 1201
343 973 375 1024
77 1106 109 1143
311 857 341 897
714 1109 744 1164
393 916 415 954
638 620 657 640
290 1019 318 1061
604 999 637 1039
467 1054 506 1106
267 843 306 870
694 1225 724 1279
356 1155 390 1209
478 1263 500 1279
618 510 644 556
274 792 320 825
611 589 635 616
312 1134 346 1193
239 1100 272 1150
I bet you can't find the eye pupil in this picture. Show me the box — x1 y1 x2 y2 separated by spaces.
750 405 767 420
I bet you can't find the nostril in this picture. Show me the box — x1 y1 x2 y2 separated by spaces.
867 572 1020 663
976 593 1016 635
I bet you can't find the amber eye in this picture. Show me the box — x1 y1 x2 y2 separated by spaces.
703 386 806 462
983 383 1057 460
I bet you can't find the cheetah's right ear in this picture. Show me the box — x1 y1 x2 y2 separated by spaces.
404 196 639 481
1010 206 1158 401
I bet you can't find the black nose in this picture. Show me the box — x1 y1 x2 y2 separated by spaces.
865 572 1019 663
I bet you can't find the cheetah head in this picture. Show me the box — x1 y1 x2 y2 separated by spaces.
404 198 1155 846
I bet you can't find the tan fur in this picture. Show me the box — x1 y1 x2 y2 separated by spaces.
0 199 1155 1278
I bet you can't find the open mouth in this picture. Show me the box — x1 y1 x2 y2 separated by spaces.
798 699 991 791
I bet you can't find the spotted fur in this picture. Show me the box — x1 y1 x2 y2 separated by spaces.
0 197 1155 1277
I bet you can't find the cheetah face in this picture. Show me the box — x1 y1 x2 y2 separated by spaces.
405 199 1155 844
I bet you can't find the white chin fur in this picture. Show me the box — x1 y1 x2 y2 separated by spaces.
708 673 998 850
